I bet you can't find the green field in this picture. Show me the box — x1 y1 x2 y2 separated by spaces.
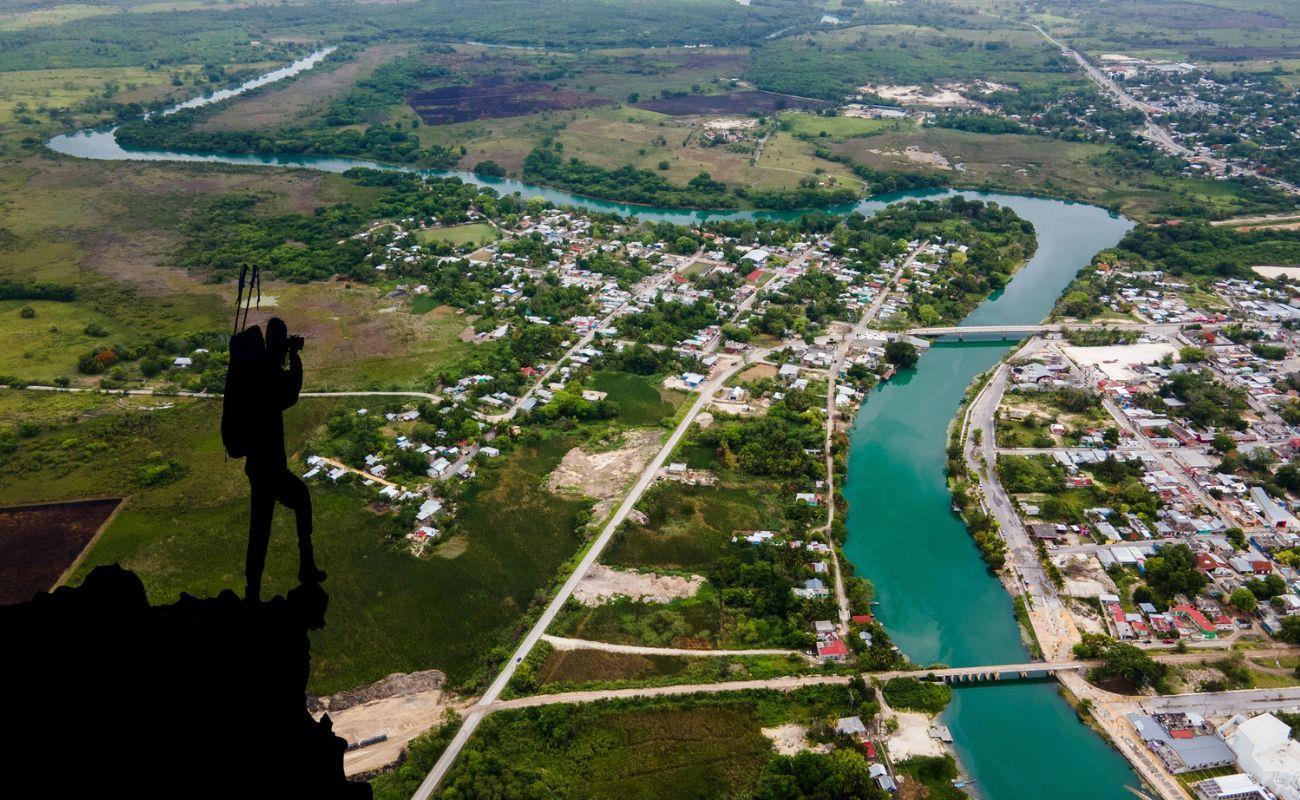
830 125 1277 220
781 112 903 139
414 222 499 248
589 370 685 427
434 685 876 799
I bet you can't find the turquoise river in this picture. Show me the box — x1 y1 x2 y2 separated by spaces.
48 50 1146 798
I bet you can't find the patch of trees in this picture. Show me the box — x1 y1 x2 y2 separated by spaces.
884 340 918 369
752 749 890 800
737 186 861 211
323 55 446 126
695 392 825 481
1142 544 1208 606
1161 369 1248 430
880 677 951 714
524 145 738 209
1073 633 1171 692
600 342 681 376
617 297 721 345
1105 222 1300 278
0 280 75 302
931 113 1027 135
1063 327 1138 346
177 173 493 282
709 545 824 648
119 110 460 168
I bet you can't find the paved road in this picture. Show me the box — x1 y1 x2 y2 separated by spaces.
541 634 807 659
1139 686 1300 716
965 343 1082 661
908 321 1177 337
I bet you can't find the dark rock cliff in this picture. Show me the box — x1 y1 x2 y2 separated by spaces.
0 564 371 799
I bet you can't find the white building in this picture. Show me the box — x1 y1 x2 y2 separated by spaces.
1225 713 1300 800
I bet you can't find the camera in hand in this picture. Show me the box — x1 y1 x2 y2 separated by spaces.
288 335 305 353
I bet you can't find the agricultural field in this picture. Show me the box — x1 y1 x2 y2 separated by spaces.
0 497 120 604
636 90 830 116
408 76 606 125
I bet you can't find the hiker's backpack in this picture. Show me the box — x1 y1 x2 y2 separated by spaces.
221 265 264 459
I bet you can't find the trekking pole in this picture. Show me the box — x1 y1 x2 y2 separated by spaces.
233 264 248 336
240 264 260 333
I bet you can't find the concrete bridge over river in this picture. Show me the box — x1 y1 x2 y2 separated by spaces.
905 322 1177 339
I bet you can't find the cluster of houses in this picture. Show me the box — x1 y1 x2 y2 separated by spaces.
1130 711 1300 800
301 405 505 554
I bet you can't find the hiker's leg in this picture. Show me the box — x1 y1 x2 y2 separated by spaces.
245 478 275 602
277 470 321 583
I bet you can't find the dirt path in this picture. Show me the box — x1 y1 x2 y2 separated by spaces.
541 634 807 659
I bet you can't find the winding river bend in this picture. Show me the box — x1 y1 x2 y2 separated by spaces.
50 52 1143 798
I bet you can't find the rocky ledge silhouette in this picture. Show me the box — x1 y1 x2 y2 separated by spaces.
0 564 371 799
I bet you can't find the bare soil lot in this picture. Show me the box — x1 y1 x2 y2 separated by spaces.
574 564 705 606
545 428 663 522
637 91 830 116
0 498 121 604
308 669 456 777
407 76 606 125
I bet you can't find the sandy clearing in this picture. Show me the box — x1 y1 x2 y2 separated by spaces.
309 670 459 777
1253 265 1300 279
573 564 705 606
885 710 947 760
864 84 980 108
860 146 952 170
736 363 778 382
1055 553 1114 599
1062 342 1179 381
762 723 819 756
546 429 664 521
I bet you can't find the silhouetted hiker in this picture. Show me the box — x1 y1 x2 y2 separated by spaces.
224 316 324 603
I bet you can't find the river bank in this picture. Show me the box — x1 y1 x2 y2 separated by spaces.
840 196 1142 800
